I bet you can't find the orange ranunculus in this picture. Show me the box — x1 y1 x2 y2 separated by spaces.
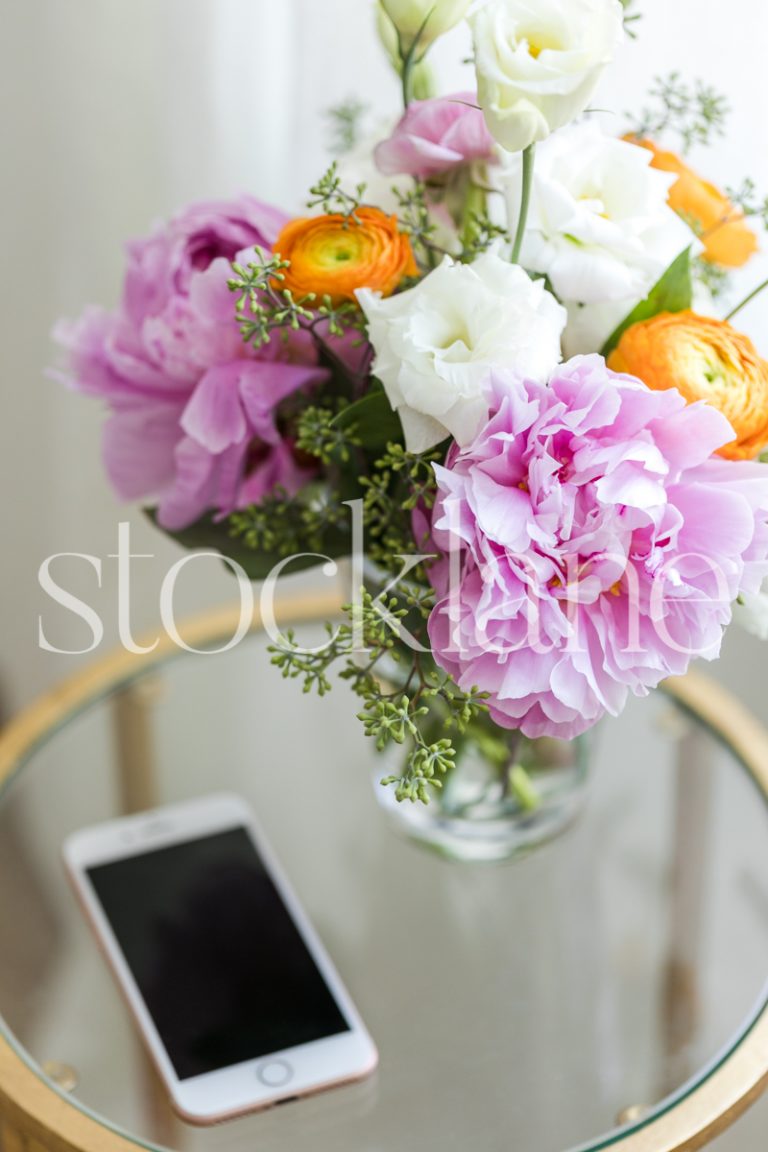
272 207 417 307
608 310 768 461
626 136 758 268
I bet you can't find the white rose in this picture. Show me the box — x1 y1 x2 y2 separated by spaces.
380 0 471 53
471 0 624 153
357 248 566 453
503 122 698 353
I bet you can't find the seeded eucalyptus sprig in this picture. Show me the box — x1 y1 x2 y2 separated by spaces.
295 404 362 466
392 181 441 271
307 162 367 222
228 248 365 353
270 589 490 803
326 99 369 155
691 256 731 301
229 251 312 347
727 178 768 230
459 214 510 263
629 72 729 152
361 442 441 579
619 0 642 38
226 402 442 591
229 484 351 560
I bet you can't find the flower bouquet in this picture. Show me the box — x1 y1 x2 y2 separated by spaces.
55 0 768 860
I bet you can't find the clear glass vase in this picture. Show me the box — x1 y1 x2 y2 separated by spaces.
360 560 591 862
373 723 590 863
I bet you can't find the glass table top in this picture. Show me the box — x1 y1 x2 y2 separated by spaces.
0 603 767 1152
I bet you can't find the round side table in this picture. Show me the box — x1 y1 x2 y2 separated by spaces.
0 587 767 1152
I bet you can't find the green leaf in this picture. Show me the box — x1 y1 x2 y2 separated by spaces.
142 509 348 582
601 247 693 356
332 386 403 449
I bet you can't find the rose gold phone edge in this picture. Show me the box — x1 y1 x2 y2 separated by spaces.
62 793 378 1125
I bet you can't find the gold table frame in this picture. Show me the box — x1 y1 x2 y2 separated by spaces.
0 587 766 1152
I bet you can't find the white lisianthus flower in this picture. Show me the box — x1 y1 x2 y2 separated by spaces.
503 122 698 353
357 248 566 453
380 0 471 53
733 587 768 641
471 0 624 153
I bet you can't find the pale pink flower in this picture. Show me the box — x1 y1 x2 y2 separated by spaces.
375 93 496 180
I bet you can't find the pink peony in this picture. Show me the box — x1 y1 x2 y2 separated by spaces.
426 356 768 739
54 195 327 530
375 93 496 180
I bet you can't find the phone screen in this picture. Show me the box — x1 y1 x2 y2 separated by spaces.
85 827 350 1081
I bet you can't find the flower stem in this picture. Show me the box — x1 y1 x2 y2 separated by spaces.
401 52 416 108
510 143 536 265
508 764 541 812
460 180 488 254
397 9 434 109
725 275 768 322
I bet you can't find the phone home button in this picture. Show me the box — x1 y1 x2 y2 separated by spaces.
257 1059 293 1088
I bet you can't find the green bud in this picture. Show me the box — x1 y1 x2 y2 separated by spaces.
380 0 471 53
376 4 401 67
376 5 437 96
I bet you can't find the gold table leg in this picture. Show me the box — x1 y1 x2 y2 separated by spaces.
662 719 714 1094
112 677 164 816
111 676 181 1148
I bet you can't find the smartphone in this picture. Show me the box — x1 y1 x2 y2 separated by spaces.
63 793 378 1124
